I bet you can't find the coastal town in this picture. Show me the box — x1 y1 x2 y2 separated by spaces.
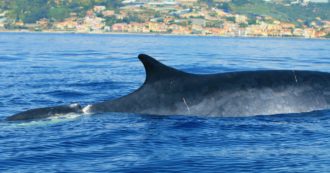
0 0 329 38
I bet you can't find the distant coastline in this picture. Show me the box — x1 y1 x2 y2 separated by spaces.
1 1 329 39
1 29 329 40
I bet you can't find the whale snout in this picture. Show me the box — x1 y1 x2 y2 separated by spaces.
6 103 83 121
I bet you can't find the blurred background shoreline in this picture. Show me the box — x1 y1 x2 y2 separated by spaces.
0 0 329 39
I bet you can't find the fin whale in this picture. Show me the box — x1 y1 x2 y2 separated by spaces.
6 54 330 121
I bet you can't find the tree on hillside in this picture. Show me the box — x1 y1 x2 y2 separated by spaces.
49 6 70 21
216 2 231 12
5 0 49 23
105 0 122 9
199 0 214 7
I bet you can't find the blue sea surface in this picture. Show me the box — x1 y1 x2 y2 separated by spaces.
0 33 330 173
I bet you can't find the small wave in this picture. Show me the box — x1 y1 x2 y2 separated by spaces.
44 90 87 99
0 55 23 62
54 50 107 57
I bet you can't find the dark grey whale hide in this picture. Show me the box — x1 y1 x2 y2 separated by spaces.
7 54 330 121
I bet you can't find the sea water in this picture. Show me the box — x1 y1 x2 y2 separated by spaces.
0 33 330 172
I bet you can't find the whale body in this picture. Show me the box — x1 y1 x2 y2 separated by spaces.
6 54 330 121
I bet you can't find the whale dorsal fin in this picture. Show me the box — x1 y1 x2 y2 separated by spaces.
138 54 189 83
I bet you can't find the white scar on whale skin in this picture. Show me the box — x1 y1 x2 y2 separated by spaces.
82 105 93 114
182 97 191 113
292 70 298 83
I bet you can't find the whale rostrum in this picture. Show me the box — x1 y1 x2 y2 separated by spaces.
6 54 330 121
6 103 82 121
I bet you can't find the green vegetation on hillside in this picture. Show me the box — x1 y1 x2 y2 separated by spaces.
229 0 330 23
1 0 122 23
197 0 330 24
0 0 329 26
